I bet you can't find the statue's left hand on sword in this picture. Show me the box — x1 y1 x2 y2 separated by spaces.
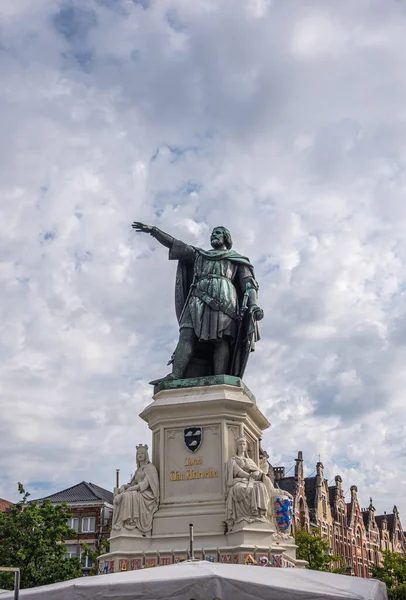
250 305 264 321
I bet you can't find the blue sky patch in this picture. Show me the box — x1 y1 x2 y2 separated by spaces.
166 10 186 32
133 0 150 9
53 4 98 42
43 231 56 241
180 181 202 195
60 49 94 72
74 250 92 270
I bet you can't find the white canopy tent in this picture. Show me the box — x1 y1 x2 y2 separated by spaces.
0 561 387 600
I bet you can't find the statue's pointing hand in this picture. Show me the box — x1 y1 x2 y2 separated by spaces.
132 221 153 233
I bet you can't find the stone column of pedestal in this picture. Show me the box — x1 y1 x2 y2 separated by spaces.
140 376 270 545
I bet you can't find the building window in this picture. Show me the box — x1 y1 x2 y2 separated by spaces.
80 544 95 569
66 544 78 558
68 517 79 532
81 517 96 533
299 498 306 528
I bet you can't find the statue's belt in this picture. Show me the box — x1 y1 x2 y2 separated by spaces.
190 288 238 320
194 273 232 281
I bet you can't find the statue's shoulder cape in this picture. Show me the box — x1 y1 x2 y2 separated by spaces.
193 247 254 270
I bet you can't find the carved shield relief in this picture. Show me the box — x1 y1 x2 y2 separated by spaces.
184 427 203 452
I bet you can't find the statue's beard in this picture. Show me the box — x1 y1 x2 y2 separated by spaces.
211 238 223 249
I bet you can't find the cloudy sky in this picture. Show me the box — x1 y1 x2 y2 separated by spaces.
1 0 406 518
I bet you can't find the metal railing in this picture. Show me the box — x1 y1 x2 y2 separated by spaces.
0 567 20 600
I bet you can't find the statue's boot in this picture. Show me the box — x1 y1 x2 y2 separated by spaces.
148 373 177 386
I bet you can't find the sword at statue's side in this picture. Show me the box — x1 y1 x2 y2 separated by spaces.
177 272 197 325
230 287 249 375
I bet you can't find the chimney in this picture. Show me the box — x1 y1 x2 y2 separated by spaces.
273 466 285 480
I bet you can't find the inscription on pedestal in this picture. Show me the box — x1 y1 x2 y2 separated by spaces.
169 457 218 481
163 424 222 503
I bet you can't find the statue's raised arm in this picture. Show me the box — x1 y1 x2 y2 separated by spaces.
132 222 175 249
131 222 263 386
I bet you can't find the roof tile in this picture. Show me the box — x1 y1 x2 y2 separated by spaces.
33 481 113 505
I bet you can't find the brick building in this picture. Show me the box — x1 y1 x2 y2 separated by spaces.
329 475 354 572
306 462 335 550
375 507 406 555
0 498 12 513
347 485 369 577
361 498 381 569
34 481 114 575
275 452 406 577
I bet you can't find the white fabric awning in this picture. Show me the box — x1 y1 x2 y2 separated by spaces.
0 560 387 600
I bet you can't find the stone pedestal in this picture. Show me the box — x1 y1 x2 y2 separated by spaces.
99 377 303 572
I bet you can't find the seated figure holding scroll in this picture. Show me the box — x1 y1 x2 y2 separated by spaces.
226 437 274 529
112 444 159 536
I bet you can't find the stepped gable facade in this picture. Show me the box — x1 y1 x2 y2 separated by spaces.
375 507 406 554
270 451 406 578
361 497 381 569
376 513 392 552
347 485 369 577
390 506 406 554
305 462 334 549
329 475 353 572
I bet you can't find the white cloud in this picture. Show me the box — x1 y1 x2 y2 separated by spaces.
0 0 406 519
291 13 349 59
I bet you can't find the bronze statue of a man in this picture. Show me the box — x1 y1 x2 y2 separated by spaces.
132 222 264 384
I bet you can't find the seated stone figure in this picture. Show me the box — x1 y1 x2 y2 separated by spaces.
112 444 159 536
226 437 274 529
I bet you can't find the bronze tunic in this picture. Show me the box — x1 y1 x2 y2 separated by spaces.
169 239 253 341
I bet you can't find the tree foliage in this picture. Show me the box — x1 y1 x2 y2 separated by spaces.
0 483 82 590
295 527 345 572
81 539 110 576
371 551 406 600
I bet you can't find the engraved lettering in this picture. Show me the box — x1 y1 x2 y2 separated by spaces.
184 456 203 466
169 466 218 481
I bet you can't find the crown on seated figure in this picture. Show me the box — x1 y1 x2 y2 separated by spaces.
136 444 149 451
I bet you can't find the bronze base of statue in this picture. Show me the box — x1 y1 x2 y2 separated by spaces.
148 373 177 386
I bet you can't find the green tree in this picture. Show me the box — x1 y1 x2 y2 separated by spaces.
81 539 110 576
371 551 406 600
0 483 82 590
295 527 345 572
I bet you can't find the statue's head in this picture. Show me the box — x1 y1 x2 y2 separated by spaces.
236 436 248 454
136 444 150 467
210 226 232 250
